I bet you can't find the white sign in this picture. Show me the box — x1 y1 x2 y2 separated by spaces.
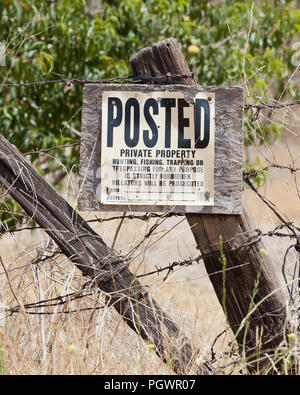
99 90 215 206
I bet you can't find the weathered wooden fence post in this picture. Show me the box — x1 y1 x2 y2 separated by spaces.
0 134 214 375
129 38 287 366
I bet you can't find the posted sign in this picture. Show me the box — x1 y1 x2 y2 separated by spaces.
100 90 215 206
79 84 243 214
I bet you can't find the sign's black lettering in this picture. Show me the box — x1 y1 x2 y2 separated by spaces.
143 98 158 148
177 99 191 149
160 98 176 148
106 97 211 149
124 98 140 147
195 99 210 149
107 97 122 147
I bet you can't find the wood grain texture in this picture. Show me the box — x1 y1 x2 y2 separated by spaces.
79 83 243 214
187 203 287 355
129 38 287 365
0 135 215 375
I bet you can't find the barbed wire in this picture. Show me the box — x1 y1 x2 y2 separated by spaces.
244 99 300 111
0 73 195 88
23 142 80 157
0 73 299 335
243 164 300 181
0 75 131 88
0 73 299 112
5 288 105 316
1 219 298 304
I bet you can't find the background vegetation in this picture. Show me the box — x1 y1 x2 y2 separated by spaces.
1 0 299 149
0 0 299 229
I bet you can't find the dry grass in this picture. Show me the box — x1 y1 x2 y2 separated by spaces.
0 221 227 375
0 113 299 375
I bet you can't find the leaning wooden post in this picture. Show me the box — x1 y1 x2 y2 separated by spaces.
0 134 214 375
130 38 287 366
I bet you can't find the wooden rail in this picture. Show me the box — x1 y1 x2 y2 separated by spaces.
0 134 214 375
